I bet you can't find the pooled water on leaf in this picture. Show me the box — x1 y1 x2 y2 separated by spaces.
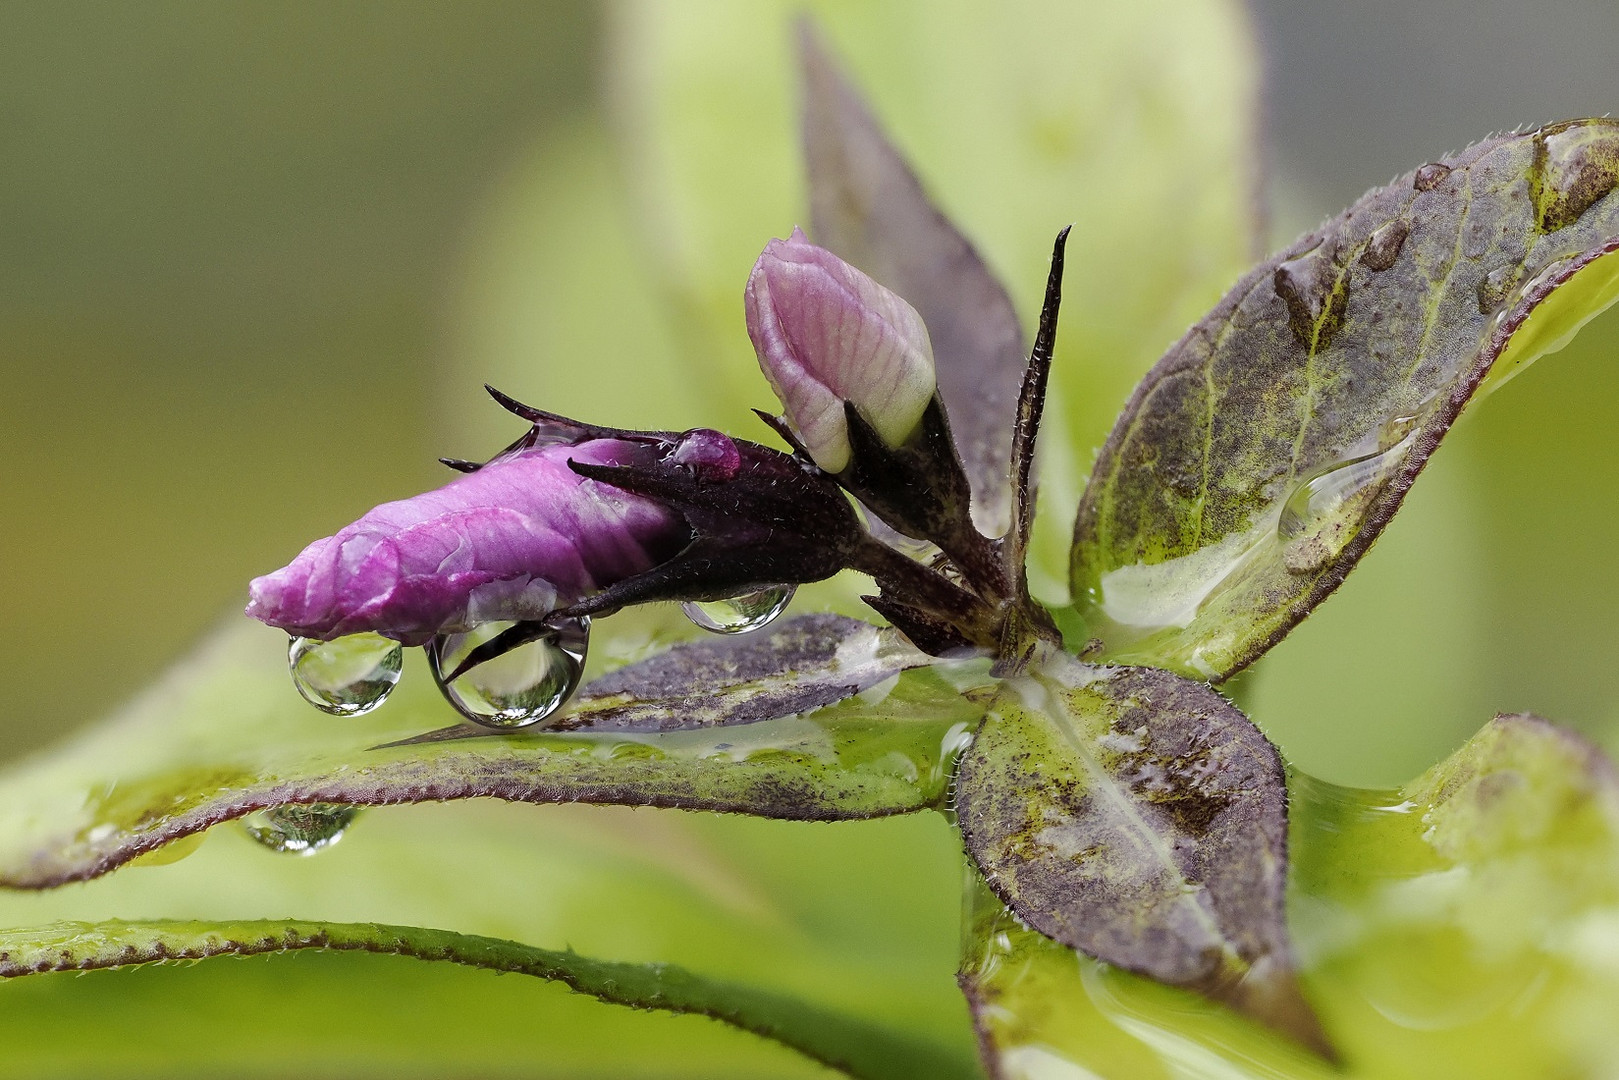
428 617 589 728
1276 434 1415 574
682 585 795 634
242 803 358 855
288 633 403 716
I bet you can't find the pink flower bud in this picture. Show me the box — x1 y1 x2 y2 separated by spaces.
745 228 936 473
246 439 689 645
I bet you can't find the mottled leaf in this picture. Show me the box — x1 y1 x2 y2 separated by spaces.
960 712 1619 1079
0 918 979 1080
1072 119 1619 679
954 651 1328 1054
799 25 1026 536
0 618 985 888
412 613 932 740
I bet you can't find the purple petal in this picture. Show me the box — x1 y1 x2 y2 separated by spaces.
745 229 936 472
247 439 689 644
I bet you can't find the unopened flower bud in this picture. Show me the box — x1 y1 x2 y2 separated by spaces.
246 439 689 645
745 228 936 473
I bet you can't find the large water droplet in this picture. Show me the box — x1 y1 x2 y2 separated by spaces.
1359 218 1409 272
428 618 589 729
289 633 402 716
243 803 358 855
1277 437 1413 574
1273 243 1347 353
682 585 796 634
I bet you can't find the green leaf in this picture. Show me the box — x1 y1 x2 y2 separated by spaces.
953 651 1328 1054
0 618 984 888
1070 120 1619 680
0 918 979 1080
961 713 1619 1078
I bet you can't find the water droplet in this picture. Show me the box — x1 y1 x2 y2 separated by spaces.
1532 119 1619 233
243 803 357 855
428 618 589 729
1277 437 1413 574
1412 162 1451 192
1273 243 1347 353
682 585 795 634
288 633 402 716
1359 219 1409 271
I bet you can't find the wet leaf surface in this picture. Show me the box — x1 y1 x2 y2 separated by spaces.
0 918 979 1080
1072 119 1619 679
799 27 1027 536
961 712 1619 1079
953 652 1327 1054
0 618 985 888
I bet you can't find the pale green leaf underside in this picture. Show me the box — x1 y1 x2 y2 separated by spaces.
0 918 978 1080
961 712 1619 1079
0 619 983 888
1073 119 1619 679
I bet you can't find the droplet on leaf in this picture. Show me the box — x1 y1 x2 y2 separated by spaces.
1359 219 1410 271
243 803 358 855
1413 162 1452 192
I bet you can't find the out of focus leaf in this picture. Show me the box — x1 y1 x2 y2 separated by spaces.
0 619 983 888
609 0 1261 594
953 652 1327 1053
1072 120 1619 679
961 713 1619 1079
799 26 1026 535
0 918 979 1080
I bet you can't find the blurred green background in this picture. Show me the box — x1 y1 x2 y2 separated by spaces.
1 0 1617 783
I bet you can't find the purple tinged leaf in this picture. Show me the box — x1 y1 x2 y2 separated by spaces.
745 229 937 473
0 618 985 888
247 439 689 646
799 25 1027 534
954 651 1331 1057
1072 119 1619 681
399 614 936 740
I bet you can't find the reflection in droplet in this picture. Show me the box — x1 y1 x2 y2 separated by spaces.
682 585 795 634
288 633 403 716
1277 436 1414 574
428 618 590 729
242 803 358 855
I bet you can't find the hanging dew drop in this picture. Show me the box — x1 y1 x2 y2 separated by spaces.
288 633 403 716
242 803 358 855
682 584 796 634
428 617 589 729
